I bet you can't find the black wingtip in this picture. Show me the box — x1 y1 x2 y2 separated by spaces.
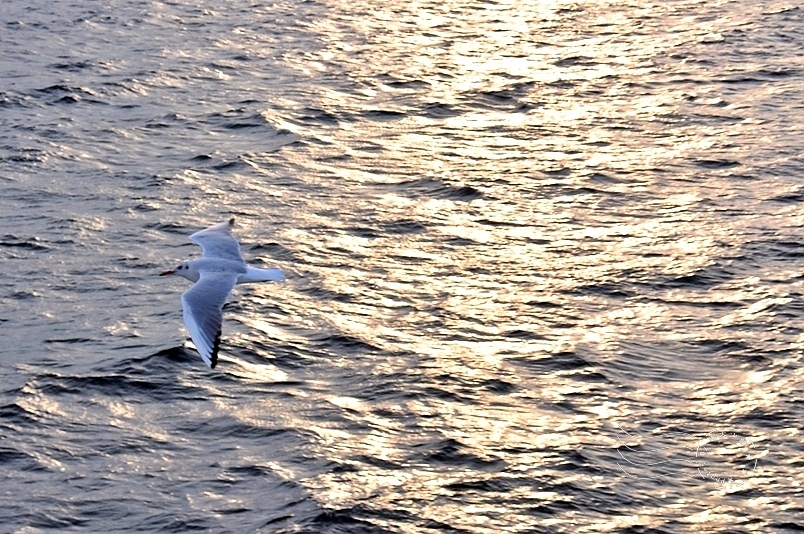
228 217 235 227
210 330 221 369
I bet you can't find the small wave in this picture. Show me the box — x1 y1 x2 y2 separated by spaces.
554 55 597 67
0 400 40 426
412 438 506 471
361 109 407 121
511 350 592 372
32 84 104 106
0 235 51 252
391 177 483 201
298 107 341 124
307 509 387 534
694 159 740 169
422 102 460 118
381 219 427 235
0 90 32 109
312 334 381 353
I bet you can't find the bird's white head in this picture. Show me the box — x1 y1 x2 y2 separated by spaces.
159 260 200 282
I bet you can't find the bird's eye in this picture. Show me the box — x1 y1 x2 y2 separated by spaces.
178 265 183 270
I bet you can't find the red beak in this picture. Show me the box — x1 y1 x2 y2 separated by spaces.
159 270 175 276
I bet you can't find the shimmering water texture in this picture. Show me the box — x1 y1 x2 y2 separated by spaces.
1 0 803 532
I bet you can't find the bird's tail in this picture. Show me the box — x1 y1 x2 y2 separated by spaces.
238 266 286 283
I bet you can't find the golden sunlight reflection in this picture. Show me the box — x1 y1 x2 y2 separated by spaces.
217 353 290 382
215 0 804 529
17 381 69 419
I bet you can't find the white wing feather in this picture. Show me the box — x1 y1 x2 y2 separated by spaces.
181 271 238 368
189 218 244 263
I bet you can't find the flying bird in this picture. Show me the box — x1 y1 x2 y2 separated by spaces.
160 218 285 368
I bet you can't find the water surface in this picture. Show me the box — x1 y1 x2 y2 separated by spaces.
1 1 802 532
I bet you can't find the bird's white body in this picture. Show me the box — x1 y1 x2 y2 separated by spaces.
161 218 285 368
173 259 285 285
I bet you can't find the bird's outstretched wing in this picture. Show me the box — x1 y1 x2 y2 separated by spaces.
181 271 239 368
189 218 244 263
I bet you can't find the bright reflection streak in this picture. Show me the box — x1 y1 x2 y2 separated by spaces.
222 0 804 530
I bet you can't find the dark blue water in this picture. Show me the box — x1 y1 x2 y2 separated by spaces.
1 1 803 532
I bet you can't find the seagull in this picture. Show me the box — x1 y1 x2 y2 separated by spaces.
160 218 285 368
